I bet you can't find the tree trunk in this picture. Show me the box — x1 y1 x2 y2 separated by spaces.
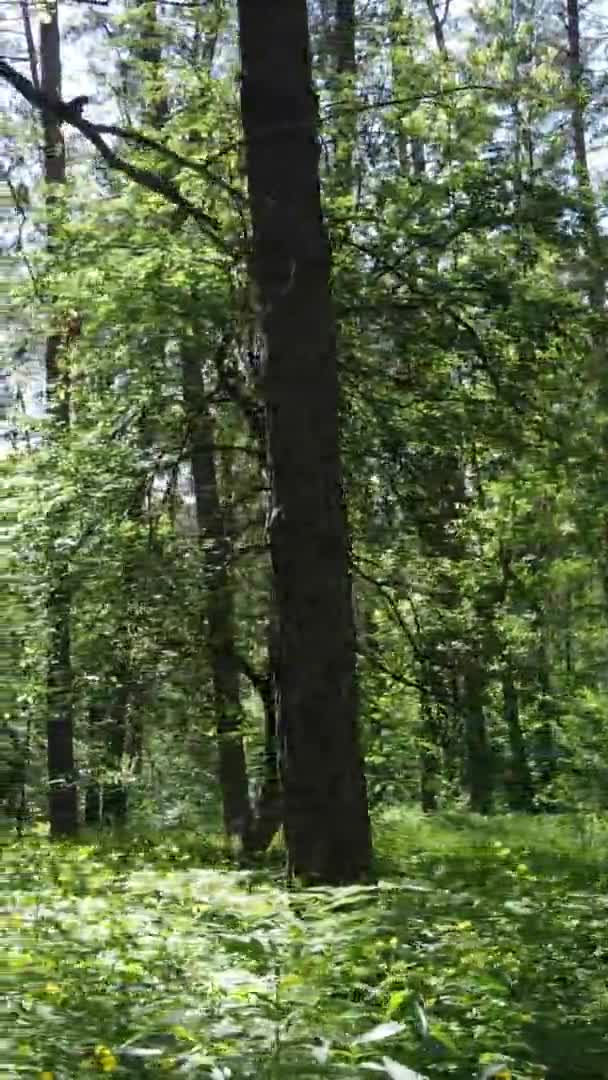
565 0 605 311
100 658 131 826
41 1 78 839
565 0 608 636
502 663 534 812
85 0 170 830
463 659 493 814
534 616 558 799
237 0 372 883
182 341 253 838
240 624 283 856
333 0 356 189
419 694 442 812
424 0 448 57
335 0 355 74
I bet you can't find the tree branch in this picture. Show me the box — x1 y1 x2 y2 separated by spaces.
0 59 229 251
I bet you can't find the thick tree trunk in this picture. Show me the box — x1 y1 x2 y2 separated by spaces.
41 2 78 839
237 0 372 883
182 342 252 838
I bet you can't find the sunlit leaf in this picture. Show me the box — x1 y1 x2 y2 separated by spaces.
354 1022 406 1044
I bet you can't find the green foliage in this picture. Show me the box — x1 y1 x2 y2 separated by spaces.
3 812 608 1078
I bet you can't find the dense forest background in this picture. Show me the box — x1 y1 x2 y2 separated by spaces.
2 1 608 1074
3 0 608 846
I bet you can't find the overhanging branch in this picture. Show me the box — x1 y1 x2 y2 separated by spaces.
0 59 230 251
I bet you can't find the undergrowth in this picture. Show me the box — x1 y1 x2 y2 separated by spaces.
2 810 608 1079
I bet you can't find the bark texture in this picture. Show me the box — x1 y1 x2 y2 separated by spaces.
182 341 252 838
41 1 78 838
237 0 372 883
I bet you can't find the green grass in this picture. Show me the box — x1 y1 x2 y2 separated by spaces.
2 811 608 1079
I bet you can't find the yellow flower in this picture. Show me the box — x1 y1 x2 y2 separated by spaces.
94 1045 118 1072
40 1072 54 1080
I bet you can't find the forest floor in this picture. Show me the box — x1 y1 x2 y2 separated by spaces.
2 810 608 1080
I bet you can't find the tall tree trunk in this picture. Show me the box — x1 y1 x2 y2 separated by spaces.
533 611 558 800
130 2 253 838
237 0 372 883
389 0 425 175
462 658 493 814
335 0 355 74
239 624 282 856
100 652 131 825
565 0 608 636
41 1 78 838
565 0 605 311
502 663 534 812
419 692 442 812
181 340 253 838
424 0 448 57
415 453 495 812
333 0 356 189
86 0 171 829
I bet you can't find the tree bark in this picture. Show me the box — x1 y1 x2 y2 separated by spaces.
565 0 605 311
237 0 372 883
463 659 493 814
502 663 534 812
333 0 357 189
419 694 442 812
182 341 253 838
335 0 355 75
41 1 78 839
533 611 558 799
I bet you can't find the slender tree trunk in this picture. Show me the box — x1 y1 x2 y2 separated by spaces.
534 614 558 799
333 0 356 189
87 0 170 829
565 0 608 637
182 341 252 838
565 0 605 311
130 3 253 838
463 659 493 814
389 0 425 175
240 621 283 855
502 663 534 811
100 655 131 825
40 1 78 838
84 703 102 825
416 454 495 813
335 0 355 74
424 0 448 57
237 0 372 883
419 692 442 812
